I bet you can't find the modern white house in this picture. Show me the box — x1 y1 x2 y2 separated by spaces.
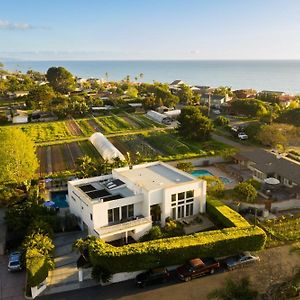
67 161 206 242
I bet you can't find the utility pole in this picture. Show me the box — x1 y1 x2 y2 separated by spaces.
207 93 211 117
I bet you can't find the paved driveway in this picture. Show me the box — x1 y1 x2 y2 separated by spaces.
0 255 25 300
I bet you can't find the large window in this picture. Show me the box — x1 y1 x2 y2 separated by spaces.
171 190 195 219
108 207 120 223
186 203 193 217
121 204 134 220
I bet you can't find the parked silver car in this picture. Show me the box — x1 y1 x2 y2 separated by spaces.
8 251 22 272
225 252 260 270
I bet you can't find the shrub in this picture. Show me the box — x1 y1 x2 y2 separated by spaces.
91 265 112 283
207 198 250 228
246 178 261 190
234 182 257 203
201 176 225 198
214 116 229 127
176 161 193 173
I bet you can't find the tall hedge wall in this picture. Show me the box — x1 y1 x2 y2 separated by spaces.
83 199 266 273
206 198 250 228
88 226 265 273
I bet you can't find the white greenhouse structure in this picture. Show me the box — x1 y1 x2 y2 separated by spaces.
89 133 125 162
146 110 172 125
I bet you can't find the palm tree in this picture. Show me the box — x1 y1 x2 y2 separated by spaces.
208 277 259 300
105 72 109 82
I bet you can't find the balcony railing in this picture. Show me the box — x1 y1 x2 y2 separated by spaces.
96 215 152 236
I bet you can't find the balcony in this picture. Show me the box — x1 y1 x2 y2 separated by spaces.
96 215 152 237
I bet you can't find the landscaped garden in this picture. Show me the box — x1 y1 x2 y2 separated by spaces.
258 213 300 248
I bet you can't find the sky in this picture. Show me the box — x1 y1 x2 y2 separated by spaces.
1 0 300 60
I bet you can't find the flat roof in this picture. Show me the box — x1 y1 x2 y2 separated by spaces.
115 162 196 191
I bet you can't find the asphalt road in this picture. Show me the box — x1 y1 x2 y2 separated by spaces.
40 245 300 300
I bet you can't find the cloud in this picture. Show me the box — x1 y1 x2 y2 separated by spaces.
0 20 48 30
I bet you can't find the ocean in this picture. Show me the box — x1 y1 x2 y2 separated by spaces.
3 60 300 94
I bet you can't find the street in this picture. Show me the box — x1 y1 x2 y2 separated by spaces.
40 245 300 300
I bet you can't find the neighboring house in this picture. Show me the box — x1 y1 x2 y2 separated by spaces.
9 109 28 124
7 91 29 98
277 94 295 107
67 161 206 242
259 90 285 97
201 94 227 108
170 80 185 86
234 149 300 187
233 89 257 99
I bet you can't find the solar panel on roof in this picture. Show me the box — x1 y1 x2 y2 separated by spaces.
103 194 124 202
87 189 111 199
105 179 125 189
79 184 96 192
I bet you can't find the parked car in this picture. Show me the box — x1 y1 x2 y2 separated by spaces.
225 252 260 270
135 267 170 287
8 251 22 272
237 132 248 140
212 109 221 115
176 258 220 282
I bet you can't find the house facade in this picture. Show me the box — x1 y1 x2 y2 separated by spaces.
67 161 206 242
234 149 300 188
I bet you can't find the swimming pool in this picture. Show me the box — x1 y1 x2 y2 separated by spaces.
191 169 214 177
191 170 232 185
50 191 69 208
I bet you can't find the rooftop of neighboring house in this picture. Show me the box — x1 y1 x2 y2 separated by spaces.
170 79 184 86
235 149 300 185
259 90 285 95
201 94 226 101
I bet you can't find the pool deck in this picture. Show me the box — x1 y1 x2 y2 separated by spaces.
193 166 237 190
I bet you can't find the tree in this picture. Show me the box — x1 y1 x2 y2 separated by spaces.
176 162 193 173
214 116 229 127
230 99 268 117
177 106 214 141
46 67 75 94
76 155 97 178
0 128 38 185
201 176 225 198
126 86 138 98
256 123 300 148
234 182 257 203
67 95 89 115
26 85 56 111
177 84 198 105
208 277 259 300
213 86 233 97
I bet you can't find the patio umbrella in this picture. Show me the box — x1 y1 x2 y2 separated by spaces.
43 201 56 208
264 177 280 185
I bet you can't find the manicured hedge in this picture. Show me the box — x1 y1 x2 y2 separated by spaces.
79 198 266 274
26 249 51 287
206 198 250 228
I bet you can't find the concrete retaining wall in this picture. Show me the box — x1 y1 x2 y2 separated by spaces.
167 156 225 168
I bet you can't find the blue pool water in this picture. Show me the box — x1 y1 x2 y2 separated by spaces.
191 170 233 185
191 170 213 177
50 191 69 208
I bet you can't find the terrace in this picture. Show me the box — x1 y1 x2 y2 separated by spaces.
95 215 152 238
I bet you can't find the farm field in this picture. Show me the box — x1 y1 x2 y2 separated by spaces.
0 121 81 143
4 113 165 144
37 140 102 175
109 130 234 162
